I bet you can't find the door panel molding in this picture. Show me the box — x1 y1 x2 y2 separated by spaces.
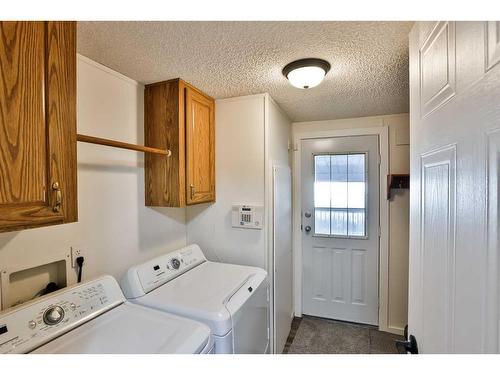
486 21 500 71
332 248 347 303
419 144 457 353
420 21 456 118
486 129 500 352
311 246 328 301
351 249 367 305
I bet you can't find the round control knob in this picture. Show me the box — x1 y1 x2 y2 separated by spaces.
28 320 36 329
43 306 65 326
171 258 181 270
69 303 76 311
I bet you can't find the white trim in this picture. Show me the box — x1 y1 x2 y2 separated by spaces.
263 94 275 354
387 326 405 336
216 93 267 104
292 126 390 332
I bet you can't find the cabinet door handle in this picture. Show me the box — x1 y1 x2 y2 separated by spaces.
52 182 62 212
190 184 195 199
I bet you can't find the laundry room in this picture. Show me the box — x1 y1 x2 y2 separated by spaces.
2 2 500 375
0 20 409 354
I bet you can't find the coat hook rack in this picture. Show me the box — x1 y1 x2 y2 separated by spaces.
77 134 171 157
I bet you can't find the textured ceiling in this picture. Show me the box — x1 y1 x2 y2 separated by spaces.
77 21 413 122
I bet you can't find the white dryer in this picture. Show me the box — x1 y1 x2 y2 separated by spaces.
121 244 269 354
0 275 214 354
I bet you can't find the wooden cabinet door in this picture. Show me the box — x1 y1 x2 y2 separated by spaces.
0 21 77 232
185 86 215 205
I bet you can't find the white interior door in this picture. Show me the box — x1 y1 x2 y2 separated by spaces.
273 165 293 353
409 21 500 353
301 135 379 325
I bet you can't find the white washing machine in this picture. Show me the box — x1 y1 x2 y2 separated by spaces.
121 244 270 354
0 275 214 354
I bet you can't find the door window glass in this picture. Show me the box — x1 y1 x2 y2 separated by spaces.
313 153 367 237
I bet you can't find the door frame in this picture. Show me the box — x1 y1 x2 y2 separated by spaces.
292 126 390 332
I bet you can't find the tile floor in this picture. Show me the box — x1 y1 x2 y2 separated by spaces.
283 315 404 354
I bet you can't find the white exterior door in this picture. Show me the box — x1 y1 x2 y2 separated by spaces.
301 135 380 325
409 21 500 353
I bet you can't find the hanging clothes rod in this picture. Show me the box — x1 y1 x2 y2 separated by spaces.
77 134 171 156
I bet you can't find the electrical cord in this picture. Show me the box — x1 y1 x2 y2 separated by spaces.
76 256 85 283
13 282 61 307
13 257 85 307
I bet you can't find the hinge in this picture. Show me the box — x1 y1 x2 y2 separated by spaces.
378 154 381 165
378 225 381 237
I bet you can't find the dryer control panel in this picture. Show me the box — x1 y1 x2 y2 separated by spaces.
123 244 207 297
0 276 124 354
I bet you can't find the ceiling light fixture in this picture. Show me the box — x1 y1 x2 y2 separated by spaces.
282 58 331 89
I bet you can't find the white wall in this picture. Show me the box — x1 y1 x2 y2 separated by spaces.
186 95 267 268
186 94 292 268
292 113 409 334
0 55 187 309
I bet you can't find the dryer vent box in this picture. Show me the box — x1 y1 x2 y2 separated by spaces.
231 205 263 230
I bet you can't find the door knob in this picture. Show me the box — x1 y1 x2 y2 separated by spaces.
305 225 311 233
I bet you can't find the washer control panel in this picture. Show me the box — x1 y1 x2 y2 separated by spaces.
134 244 206 295
0 275 124 354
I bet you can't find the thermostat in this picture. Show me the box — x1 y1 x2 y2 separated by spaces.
231 205 263 230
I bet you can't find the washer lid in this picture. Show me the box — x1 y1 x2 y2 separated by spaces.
32 302 211 354
133 261 267 336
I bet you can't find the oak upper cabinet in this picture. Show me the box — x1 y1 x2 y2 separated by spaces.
145 79 215 207
0 21 77 233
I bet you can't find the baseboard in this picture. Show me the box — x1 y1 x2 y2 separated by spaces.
382 325 405 336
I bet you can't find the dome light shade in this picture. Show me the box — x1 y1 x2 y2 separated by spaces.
282 58 331 89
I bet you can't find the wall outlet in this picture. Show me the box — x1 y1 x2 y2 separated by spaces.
70 247 85 268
